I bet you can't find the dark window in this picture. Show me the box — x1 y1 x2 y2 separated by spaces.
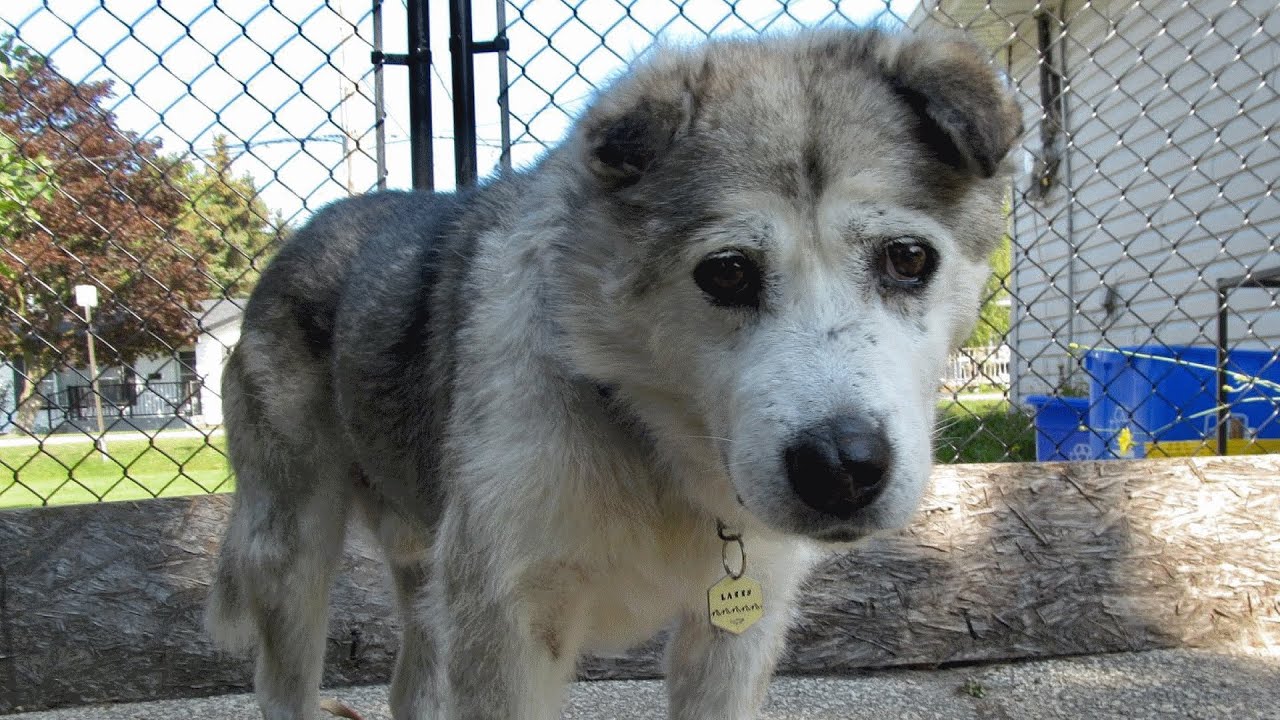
178 350 198 385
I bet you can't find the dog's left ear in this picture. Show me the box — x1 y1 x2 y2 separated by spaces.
880 35 1022 178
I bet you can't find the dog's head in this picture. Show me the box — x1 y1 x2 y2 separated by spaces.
558 28 1020 541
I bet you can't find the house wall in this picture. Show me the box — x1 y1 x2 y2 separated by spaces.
132 356 184 384
1006 0 1280 398
196 321 240 426
0 363 15 434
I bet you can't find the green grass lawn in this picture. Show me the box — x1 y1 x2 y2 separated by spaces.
0 435 233 509
935 398 1036 463
0 400 1034 510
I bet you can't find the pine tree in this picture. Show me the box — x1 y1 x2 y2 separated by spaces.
171 134 280 297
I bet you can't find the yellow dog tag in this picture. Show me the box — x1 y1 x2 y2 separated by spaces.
707 574 764 634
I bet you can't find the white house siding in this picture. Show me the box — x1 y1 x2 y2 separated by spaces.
132 356 183 384
924 0 1280 398
0 362 15 434
196 315 240 426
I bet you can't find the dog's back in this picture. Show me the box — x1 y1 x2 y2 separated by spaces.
206 189 479 707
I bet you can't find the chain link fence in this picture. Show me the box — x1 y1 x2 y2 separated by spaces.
0 1 384 507
1 0 1277 508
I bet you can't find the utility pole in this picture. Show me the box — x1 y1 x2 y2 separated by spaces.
74 284 108 460
333 0 358 195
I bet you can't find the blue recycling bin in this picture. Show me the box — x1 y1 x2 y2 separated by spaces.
1083 345 1280 459
1024 394 1093 461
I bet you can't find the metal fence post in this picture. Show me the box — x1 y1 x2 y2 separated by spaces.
495 0 511 174
407 0 434 191
449 0 478 188
449 0 507 188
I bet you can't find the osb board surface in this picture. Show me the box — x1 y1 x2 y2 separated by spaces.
1 456 1276 711
788 456 1279 672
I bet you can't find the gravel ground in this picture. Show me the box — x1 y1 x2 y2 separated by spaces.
10 648 1278 719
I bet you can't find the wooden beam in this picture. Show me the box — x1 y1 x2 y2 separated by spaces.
2 456 1277 711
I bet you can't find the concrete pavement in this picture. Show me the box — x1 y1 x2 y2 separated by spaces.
10 648 1278 719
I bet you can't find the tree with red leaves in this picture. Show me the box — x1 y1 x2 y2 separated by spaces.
0 38 208 432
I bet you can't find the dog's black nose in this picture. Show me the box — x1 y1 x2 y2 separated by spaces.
784 416 890 519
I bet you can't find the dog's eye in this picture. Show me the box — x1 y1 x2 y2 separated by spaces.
880 240 936 288
694 250 761 308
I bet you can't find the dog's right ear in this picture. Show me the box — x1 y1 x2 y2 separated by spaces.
584 100 687 186
580 63 697 188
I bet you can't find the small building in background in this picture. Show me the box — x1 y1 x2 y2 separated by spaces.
193 298 244 427
0 298 244 434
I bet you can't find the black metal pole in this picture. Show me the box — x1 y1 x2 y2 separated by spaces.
407 0 434 191
1217 284 1229 455
372 0 388 190
449 0 478 187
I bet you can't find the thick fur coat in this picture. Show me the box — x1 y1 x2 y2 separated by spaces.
207 26 1020 720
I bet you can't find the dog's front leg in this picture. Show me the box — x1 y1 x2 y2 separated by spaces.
430 509 581 720
665 548 812 720
663 602 792 720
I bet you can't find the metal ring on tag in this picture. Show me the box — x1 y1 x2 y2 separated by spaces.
721 536 747 580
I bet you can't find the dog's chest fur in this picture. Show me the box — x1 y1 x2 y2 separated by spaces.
455 406 723 651
457 392 809 657
504 486 807 656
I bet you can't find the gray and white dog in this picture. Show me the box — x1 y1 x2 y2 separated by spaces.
208 26 1019 720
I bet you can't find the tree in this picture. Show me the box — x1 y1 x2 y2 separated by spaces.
0 38 208 431
169 134 281 296
0 42 55 258
0 128 53 430
0 134 52 233
965 232 1012 348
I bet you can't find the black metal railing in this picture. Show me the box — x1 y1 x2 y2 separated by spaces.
61 380 202 421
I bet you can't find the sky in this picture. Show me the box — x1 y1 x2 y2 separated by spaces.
1 0 921 224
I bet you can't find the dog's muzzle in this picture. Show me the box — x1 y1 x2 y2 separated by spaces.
784 415 890 519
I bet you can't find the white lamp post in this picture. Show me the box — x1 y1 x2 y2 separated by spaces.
74 284 107 458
